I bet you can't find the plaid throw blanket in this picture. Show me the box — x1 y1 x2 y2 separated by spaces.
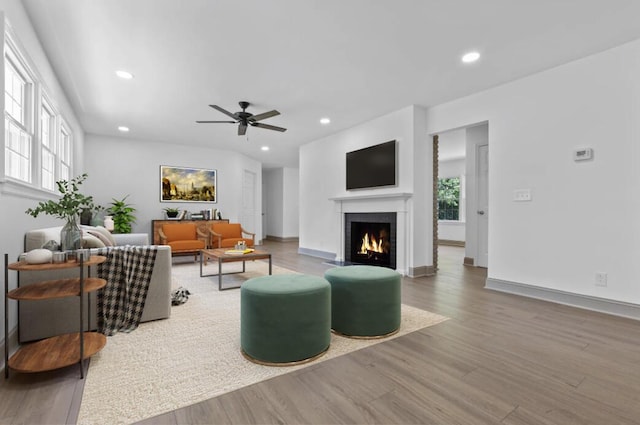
95 246 158 336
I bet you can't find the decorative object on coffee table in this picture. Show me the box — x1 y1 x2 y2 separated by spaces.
25 173 96 251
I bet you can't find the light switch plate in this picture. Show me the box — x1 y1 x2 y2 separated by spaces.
514 189 532 202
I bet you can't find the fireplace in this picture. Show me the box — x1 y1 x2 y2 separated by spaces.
345 212 397 269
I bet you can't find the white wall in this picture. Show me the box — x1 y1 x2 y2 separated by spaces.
263 168 283 237
300 105 430 273
439 158 465 179
263 167 299 239
0 1 84 352
426 38 640 305
83 134 262 240
282 167 299 238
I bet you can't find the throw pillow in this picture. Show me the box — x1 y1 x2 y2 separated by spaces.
82 234 106 248
86 226 116 246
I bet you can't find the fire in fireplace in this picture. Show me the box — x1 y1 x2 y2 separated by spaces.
345 212 397 269
351 221 391 267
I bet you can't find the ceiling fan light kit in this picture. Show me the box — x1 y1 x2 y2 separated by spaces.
196 101 287 135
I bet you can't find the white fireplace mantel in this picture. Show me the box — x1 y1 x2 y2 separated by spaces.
329 192 413 202
330 192 413 275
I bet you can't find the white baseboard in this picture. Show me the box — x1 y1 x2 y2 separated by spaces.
408 265 435 277
265 235 299 242
485 278 640 321
297 247 336 260
438 239 465 247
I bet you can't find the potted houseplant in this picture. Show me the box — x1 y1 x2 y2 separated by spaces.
108 195 137 234
25 173 95 251
163 207 180 218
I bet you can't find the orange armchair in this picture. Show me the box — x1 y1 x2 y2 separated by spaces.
158 223 208 260
209 222 255 249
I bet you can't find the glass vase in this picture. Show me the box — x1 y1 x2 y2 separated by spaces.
60 217 82 251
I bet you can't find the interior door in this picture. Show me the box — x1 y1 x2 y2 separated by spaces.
476 144 489 268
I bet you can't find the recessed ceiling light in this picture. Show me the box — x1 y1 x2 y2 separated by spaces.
118 126 130 132
261 146 269 151
461 51 480 63
320 118 331 125
115 70 134 79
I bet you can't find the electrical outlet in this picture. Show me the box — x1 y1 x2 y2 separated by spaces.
595 272 608 287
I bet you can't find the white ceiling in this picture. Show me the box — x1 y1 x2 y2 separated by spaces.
21 0 640 169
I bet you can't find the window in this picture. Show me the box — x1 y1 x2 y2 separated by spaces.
4 53 33 183
2 27 76 196
5 58 25 122
59 121 71 181
41 100 55 190
437 177 461 221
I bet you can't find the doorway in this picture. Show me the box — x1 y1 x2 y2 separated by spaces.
432 122 488 271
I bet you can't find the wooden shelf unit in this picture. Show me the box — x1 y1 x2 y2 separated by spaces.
7 332 106 373
4 254 107 379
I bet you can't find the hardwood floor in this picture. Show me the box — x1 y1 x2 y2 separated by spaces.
3 242 640 424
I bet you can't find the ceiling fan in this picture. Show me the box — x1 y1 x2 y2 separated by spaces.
196 101 287 136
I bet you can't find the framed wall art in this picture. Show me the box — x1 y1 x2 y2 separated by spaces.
160 165 217 203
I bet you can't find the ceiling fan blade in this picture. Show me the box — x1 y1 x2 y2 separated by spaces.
248 110 280 122
251 122 287 132
238 122 248 136
210 104 238 120
195 120 236 123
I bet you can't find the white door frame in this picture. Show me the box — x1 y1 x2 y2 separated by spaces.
476 143 489 268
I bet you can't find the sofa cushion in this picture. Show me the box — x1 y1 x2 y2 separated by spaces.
25 226 63 251
162 223 197 241
213 223 242 239
169 240 205 252
219 237 254 248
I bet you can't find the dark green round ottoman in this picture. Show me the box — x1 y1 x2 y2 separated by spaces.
324 265 401 338
241 274 331 365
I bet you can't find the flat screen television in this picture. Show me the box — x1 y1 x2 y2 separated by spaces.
346 140 396 190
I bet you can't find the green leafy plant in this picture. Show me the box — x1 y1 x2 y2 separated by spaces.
163 207 180 218
108 195 137 234
26 173 94 222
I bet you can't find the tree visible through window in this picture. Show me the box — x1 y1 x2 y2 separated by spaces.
438 177 460 220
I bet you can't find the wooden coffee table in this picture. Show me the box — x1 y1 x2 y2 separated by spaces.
199 248 272 291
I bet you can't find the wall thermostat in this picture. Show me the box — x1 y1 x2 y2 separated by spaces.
574 147 593 161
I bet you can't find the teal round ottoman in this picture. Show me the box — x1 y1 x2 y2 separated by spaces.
241 274 331 365
324 265 401 338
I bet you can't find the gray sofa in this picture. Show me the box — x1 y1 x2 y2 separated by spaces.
19 226 172 342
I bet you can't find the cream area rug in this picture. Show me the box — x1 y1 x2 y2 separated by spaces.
77 260 448 424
